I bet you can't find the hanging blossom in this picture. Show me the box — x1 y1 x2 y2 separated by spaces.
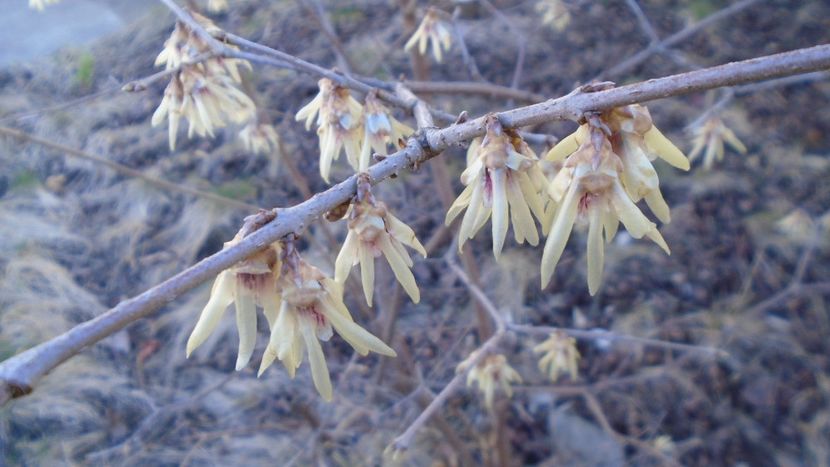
461 354 522 410
687 116 747 170
404 8 452 63
206 0 229 13
536 0 571 31
239 121 280 155
151 14 255 150
445 115 549 259
258 253 396 401
29 0 59 10
186 236 283 371
295 78 364 183
533 331 580 382
359 90 412 171
335 176 426 306
542 105 688 294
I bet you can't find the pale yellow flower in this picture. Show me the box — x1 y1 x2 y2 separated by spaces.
335 188 426 306
404 8 452 63
536 0 571 31
258 260 396 401
542 130 671 295
777 208 816 245
239 122 280 155
463 354 522 410
533 331 580 382
360 91 412 171
152 15 255 150
186 239 283 371
207 0 228 13
687 116 747 170
445 116 548 259
295 78 364 182
29 0 59 11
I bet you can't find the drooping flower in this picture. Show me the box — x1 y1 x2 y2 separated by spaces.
445 115 548 259
335 179 426 306
29 0 60 11
258 259 396 401
206 0 229 13
687 116 747 170
295 78 364 182
533 331 580 382
404 8 452 63
542 125 672 295
359 90 412 171
239 121 280 155
536 0 571 31
186 238 283 371
151 14 255 150
463 354 522 410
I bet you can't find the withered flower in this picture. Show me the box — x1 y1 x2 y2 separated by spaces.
533 331 580 382
687 116 747 170
335 177 426 306
445 115 548 259
462 354 522 410
404 8 452 63
258 258 396 401
542 111 679 295
295 78 364 182
360 90 412 171
186 238 282 371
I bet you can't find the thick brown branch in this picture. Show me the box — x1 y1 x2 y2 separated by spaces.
1 44 828 404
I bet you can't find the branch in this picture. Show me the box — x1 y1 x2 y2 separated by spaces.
598 0 759 79
0 126 259 212
1 42 828 405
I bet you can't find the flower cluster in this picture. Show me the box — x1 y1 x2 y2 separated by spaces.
296 78 364 182
296 81 412 182
542 105 689 294
445 115 549 259
239 122 280 155
335 177 426 306
152 14 255 150
404 8 453 63
187 237 396 401
533 331 580 382
687 116 747 170
462 354 522 410
536 0 571 31
29 0 59 10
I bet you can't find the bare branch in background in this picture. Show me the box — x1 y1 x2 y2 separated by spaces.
0 126 259 212
598 0 759 80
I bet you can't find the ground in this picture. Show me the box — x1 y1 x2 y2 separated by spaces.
0 0 829 466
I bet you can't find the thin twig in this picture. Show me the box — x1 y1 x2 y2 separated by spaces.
478 0 526 91
0 126 259 212
450 6 486 82
598 0 759 80
1 40 829 403
509 324 727 357
300 0 355 74
624 0 660 45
